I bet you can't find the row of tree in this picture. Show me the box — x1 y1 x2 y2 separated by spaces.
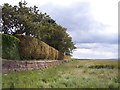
1 1 76 55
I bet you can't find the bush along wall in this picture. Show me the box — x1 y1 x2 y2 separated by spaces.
15 34 65 60
2 34 20 60
1 34 71 60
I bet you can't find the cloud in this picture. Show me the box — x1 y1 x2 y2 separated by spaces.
38 1 118 45
73 43 118 59
70 28 118 44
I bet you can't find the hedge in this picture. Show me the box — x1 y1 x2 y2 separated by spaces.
15 34 65 60
64 55 71 60
1 34 70 60
2 34 20 60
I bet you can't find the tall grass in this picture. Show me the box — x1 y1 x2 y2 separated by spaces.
2 60 119 88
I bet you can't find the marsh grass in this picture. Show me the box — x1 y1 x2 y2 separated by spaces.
88 64 115 69
2 60 119 88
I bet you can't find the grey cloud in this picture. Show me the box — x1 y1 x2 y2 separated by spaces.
39 2 91 29
39 1 117 44
70 30 118 44
72 43 118 59
76 43 118 50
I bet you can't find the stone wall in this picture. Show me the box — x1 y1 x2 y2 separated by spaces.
2 59 69 73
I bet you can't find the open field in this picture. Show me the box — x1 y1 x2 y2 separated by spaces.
2 59 120 88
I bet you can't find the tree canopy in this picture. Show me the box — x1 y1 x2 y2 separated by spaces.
1 1 76 55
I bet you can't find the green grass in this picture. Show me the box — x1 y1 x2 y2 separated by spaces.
2 60 120 88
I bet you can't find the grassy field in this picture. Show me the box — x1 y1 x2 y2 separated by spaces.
2 59 120 88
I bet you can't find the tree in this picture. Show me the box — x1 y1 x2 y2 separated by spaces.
1 1 76 55
37 23 76 54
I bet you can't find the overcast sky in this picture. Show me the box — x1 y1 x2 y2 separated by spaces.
0 0 119 59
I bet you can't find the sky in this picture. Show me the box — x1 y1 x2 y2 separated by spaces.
0 0 119 59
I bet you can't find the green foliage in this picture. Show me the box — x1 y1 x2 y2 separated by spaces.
2 34 20 60
2 1 76 54
38 24 76 54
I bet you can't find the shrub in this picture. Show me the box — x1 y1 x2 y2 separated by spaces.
1 34 69 60
58 52 64 60
15 34 38 60
64 55 71 60
2 34 20 60
15 34 65 60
